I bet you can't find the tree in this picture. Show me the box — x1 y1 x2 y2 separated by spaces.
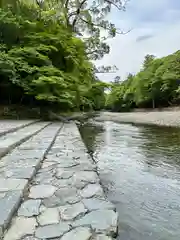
105 51 180 111
0 1 106 111
143 54 156 69
38 0 129 60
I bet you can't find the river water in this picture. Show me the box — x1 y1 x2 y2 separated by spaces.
79 120 180 240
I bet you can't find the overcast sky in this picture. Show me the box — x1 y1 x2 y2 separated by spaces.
95 0 180 82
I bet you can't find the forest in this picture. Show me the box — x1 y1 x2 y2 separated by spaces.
106 51 180 111
1 0 180 115
0 0 118 114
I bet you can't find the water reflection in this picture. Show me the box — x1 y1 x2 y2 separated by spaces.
80 121 180 240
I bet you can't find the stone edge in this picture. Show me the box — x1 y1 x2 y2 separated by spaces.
0 123 64 237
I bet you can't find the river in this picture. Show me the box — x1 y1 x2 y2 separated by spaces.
79 120 180 240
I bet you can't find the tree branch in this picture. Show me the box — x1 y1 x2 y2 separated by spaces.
65 0 70 9
104 0 123 11
72 0 87 28
79 17 131 35
104 0 129 11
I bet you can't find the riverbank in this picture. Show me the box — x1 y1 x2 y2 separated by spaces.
0 121 118 239
95 111 180 127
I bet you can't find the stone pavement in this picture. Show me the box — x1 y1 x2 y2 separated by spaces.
0 120 38 137
0 121 118 240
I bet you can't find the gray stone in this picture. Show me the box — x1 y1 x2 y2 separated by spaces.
93 235 113 240
53 179 72 188
73 171 99 184
56 168 74 179
38 165 56 174
0 191 22 232
55 187 81 204
7 158 41 169
37 208 60 225
41 161 57 169
79 184 104 198
21 236 39 240
4 167 35 179
39 204 47 213
56 161 79 168
82 198 115 211
73 210 118 236
35 223 70 239
0 178 27 192
18 199 41 217
70 162 96 171
61 227 92 240
29 184 57 199
35 172 54 184
60 202 87 221
43 195 63 208
0 193 6 198
4 217 37 240
70 178 88 189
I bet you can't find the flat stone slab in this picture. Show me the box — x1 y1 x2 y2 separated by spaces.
93 235 113 240
37 207 60 225
61 227 92 240
0 178 27 192
0 122 49 153
4 217 38 240
79 184 104 198
70 162 96 171
0 191 22 234
55 187 81 205
73 210 118 236
59 202 87 220
4 167 35 179
21 237 39 240
29 184 57 199
56 168 74 179
0 120 35 136
18 199 41 217
35 223 70 239
73 171 99 184
82 198 116 211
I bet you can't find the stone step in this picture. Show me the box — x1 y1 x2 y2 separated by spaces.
0 120 39 137
0 122 51 159
3 122 118 240
0 123 62 237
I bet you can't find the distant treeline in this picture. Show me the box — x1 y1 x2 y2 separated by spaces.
106 51 180 111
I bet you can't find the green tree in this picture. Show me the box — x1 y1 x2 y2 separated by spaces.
0 1 106 112
105 51 180 111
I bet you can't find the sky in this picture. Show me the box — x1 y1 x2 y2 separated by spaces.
95 0 180 82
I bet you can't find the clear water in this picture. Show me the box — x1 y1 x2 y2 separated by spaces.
79 121 180 240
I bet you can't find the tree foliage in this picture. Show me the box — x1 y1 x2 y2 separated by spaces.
40 0 128 60
0 0 106 111
106 51 180 111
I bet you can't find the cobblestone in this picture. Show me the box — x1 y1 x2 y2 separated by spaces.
2 122 118 239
